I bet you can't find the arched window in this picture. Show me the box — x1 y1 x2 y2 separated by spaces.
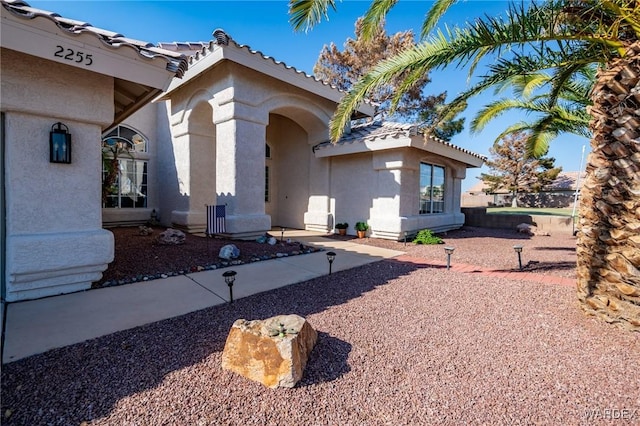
101 126 149 208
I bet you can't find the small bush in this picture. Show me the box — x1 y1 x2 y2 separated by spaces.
413 229 443 245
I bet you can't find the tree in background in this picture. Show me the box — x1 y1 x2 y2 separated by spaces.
480 132 562 207
313 18 464 141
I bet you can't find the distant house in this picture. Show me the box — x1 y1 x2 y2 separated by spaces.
462 171 586 208
1 0 484 301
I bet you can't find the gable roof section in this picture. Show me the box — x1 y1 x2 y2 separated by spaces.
1 0 188 127
312 121 486 168
159 29 375 119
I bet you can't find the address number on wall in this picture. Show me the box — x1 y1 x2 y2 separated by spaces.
54 45 93 66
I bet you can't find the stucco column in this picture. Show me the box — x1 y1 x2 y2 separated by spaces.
368 151 413 239
167 108 217 232
304 155 332 232
214 110 271 237
4 114 113 301
450 166 466 225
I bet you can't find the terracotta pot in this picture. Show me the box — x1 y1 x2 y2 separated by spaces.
338 228 347 236
357 230 366 238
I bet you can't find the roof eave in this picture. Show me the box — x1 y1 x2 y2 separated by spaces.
411 136 485 168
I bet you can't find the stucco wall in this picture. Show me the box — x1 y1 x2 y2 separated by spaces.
161 61 335 236
324 147 468 240
2 50 114 301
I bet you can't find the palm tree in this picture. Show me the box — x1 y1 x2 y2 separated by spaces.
471 69 594 156
290 0 640 330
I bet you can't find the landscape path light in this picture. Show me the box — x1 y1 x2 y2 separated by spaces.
281 227 285 242
513 245 523 271
444 246 455 270
404 231 408 246
223 270 237 303
326 251 336 275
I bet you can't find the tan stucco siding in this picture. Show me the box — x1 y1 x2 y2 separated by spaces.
2 49 115 300
1 49 113 126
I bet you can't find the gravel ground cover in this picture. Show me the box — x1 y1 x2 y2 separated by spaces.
94 227 320 288
2 227 638 425
345 226 578 279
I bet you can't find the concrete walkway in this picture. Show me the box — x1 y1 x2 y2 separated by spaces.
2 231 404 364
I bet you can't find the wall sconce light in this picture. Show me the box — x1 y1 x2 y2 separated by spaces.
49 122 71 164
223 270 237 303
444 246 455 270
326 251 336 275
513 245 523 271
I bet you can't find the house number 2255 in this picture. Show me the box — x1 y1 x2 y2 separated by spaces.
54 45 93 66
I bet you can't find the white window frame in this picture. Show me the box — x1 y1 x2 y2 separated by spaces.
419 162 445 214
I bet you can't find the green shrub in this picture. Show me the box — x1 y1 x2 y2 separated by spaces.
355 221 369 231
413 229 443 245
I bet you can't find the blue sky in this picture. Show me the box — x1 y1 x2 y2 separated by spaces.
29 0 590 191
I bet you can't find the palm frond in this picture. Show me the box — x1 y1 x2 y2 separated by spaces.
289 0 338 32
361 0 399 41
421 0 458 38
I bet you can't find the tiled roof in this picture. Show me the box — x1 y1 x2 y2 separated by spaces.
1 0 188 77
313 121 486 161
159 29 359 99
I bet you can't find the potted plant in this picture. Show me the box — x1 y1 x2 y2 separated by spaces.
335 222 349 236
355 221 369 238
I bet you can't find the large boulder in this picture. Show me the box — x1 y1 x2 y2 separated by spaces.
221 314 318 388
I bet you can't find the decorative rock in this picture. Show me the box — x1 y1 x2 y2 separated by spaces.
516 223 550 236
221 314 318 388
267 237 277 245
516 223 535 235
156 228 186 245
219 244 240 260
138 225 154 236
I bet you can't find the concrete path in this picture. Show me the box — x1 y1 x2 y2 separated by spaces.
2 231 404 364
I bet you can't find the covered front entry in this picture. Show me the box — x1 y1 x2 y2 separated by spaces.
266 113 311 229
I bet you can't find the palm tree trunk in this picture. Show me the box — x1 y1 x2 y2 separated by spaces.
576 41 640 331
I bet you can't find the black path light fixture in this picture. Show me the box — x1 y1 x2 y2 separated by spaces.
222 270 237 303
513 245 524 271
404 231 408 246
326 251 336 275
49 122 71 163
444 246 455 270
281 227 285 242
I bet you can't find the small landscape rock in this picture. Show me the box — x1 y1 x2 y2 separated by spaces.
219 244 240 260
156 228 186 245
